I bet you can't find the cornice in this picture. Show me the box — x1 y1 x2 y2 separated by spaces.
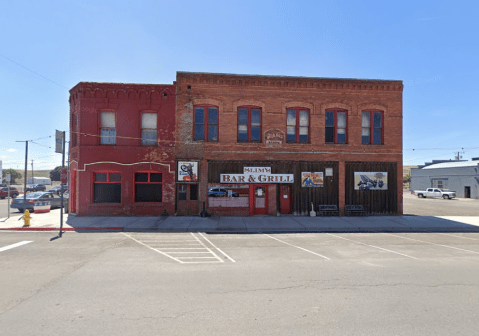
177 73 403 92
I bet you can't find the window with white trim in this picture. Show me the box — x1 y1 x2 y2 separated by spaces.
141 113 157 145
100 112 116 145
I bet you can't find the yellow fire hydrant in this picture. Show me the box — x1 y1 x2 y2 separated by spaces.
23 210 32 227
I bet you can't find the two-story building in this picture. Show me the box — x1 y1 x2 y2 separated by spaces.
69 82 176 216
175 72 403 216
69 72 403 217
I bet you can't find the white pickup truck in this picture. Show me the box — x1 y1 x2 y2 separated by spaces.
413 188 456 199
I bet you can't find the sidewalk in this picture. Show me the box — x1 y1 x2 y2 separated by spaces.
2 209 479 233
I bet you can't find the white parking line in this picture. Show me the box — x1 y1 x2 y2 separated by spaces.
122 233 183 263
0 241 33 252
327 233 417 260
196 232 236 263
264 234 331 260
190 233 224 263
438 233 479 241
385 233 479 255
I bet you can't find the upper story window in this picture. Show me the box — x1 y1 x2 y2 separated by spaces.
141 113 157 145
362 111 383 145
93 172 121 203
134 172 162 202
194 106 218 141
72 114 78 147
100 112 116 145
287 108 309 143
238 106 261 142
325 110 347 144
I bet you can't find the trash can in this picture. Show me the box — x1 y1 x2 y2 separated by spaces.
64 198 69 213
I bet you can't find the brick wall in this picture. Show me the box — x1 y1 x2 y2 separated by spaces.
175 72 403 215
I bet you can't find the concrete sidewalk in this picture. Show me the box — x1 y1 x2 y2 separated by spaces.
2 209 479 233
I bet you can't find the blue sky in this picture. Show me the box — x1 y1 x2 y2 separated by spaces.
1 0 478 172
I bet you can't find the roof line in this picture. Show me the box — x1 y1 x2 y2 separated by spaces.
177 71 402 83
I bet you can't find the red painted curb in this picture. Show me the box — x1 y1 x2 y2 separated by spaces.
0 227 124 231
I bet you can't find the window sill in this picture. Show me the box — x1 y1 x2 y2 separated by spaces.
91 203 122 206
325 143 349 145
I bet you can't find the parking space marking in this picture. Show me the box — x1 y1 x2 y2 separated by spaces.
384 233 479 255
438 233 479 241
123 232 228 264
264 234 331 260
0 241 33 252
197 232 236 263
326 233 417 259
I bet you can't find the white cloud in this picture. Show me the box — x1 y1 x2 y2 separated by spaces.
7 149 16 152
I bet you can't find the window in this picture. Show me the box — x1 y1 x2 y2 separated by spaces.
325 110 347 144
362 111 383 144
135 172 162 202
100 112 116 145
287 108 309 143
194 106 218 141
72 114 78 147
141 113 157 145
238 106 261 142
93 172 121 203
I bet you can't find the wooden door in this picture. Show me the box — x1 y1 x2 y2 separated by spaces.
177 184 199 216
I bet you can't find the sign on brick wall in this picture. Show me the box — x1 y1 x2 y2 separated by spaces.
264 128 284 147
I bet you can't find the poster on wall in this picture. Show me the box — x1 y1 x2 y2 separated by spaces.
354 172 388 190
301 172 324 188
177 161 199 182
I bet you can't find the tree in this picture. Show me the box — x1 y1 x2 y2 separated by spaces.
50 166 63 181
403 174 411 183
2 169 22 184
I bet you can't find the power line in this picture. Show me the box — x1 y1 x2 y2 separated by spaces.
0 53 68 90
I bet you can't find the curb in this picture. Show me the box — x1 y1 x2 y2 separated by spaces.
0 227 124 231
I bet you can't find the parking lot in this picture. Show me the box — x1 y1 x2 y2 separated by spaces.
403 191 479 216
1 229 479 335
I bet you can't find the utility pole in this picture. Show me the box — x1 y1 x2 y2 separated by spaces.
15 140 28 213
31 160 34 185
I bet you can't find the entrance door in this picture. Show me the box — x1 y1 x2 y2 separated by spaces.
465 186 471 198
253 185 268 215
280 185 292 214
177 184 199 216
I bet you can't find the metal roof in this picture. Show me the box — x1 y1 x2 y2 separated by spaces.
422 161 479 169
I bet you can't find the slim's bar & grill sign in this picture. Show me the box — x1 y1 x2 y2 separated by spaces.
221 167 294 184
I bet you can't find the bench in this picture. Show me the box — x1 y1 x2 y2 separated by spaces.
345 205 366 216
318 205 339 216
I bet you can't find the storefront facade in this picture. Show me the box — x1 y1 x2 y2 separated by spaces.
175 72 403 216
69 82 176 216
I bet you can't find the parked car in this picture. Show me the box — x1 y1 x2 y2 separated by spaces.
413 188 456 199
0 187 19 199
48 185 68 195
208 187 239 197
35 184 47 191
26 184 37 192
10 192 63 212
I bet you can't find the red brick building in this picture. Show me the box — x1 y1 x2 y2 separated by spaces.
69 82 176 216
175 72 403 216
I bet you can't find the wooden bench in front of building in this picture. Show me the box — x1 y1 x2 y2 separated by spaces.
318 205 339 216
345 205 366 216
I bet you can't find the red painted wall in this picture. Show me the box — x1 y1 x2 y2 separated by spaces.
69 82 176 216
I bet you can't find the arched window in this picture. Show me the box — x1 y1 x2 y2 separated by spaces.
286 108 309 143
194 105 218 141
325 109 347 144
238 106 261 142
362 110 383 144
